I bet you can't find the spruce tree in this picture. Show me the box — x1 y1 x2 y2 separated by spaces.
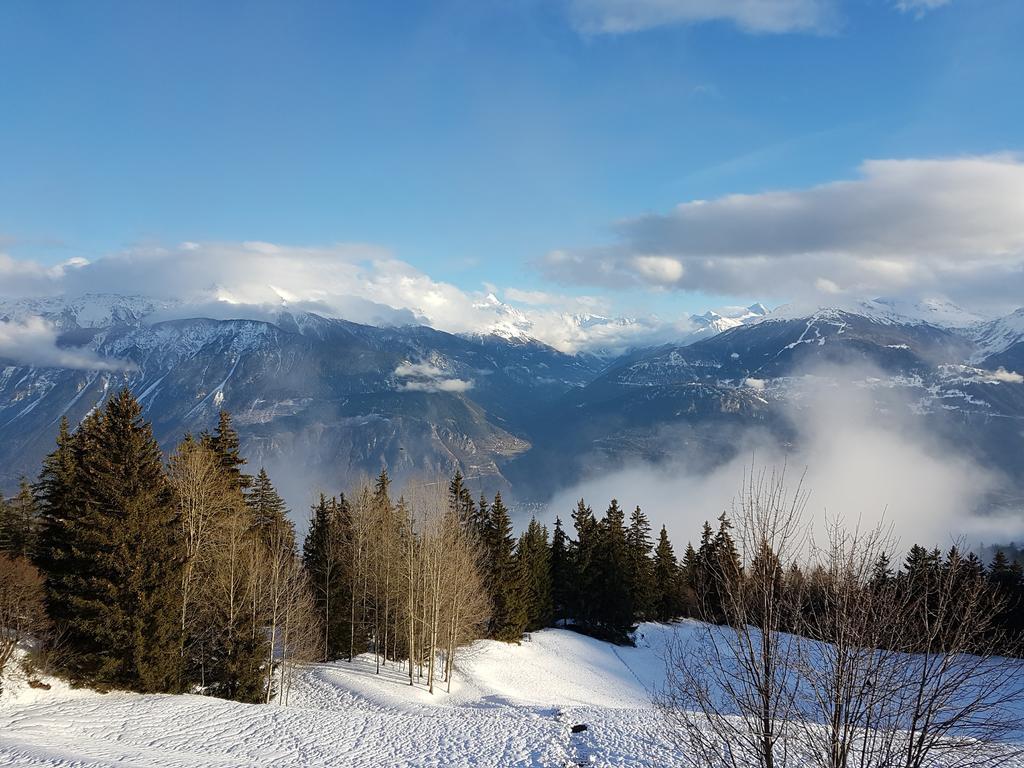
303 494 352 660
592 499 633 641
34 416 84 630
516 518 552 631
202 410 250 490
569 499 598 628
653 526 683 622
550 516 570 623
470 492 490 543
486 492 527 641
869 552 894 591
0 478 38 558
69 389 183 692
248 468 293 550
447 470 476 527
626 506 655 621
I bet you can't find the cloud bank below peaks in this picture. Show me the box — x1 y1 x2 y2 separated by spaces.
0 316 135 371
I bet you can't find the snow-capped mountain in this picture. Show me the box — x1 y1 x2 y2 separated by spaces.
0 293 167 330
971 309 1024 364
2 293 1023 509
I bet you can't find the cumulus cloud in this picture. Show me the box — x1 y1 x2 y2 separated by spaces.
568 0 837 35
541 156 1024 314
545 363 1017 551
394 361 474 393
0 241 697 354
0 317 134 371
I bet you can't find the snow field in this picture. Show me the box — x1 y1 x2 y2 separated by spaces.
0 625 683 767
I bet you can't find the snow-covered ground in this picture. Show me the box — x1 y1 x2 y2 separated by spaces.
4 621 1024 767
0 624 682 767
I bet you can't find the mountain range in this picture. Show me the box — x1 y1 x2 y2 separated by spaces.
2 294 1022 517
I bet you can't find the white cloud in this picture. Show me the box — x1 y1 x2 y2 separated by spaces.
0 241 699 355
568 0 836 34
547 363 1014 551
895 0 952 15
394 361 473 393
982 368 1024 384
744 377 767 390
0 316 134 371
541 155 1024 313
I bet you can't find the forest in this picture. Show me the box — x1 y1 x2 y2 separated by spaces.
3 388 1024 712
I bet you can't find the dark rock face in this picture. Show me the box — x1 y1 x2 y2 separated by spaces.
2 297 1023 516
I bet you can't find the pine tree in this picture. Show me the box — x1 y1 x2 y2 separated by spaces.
626 506 655 621
303 494 352 660
0 478 37 558
248 468 293 551
202 410 250 490
67 389 183 692
592 499 634 641
486 492 527 641
34 416 84 629
470 492 490 543
550 517 570 623
568 499 598 628
516 518 552 632
447 470 476 527
869 552 894 591
653 525 683 622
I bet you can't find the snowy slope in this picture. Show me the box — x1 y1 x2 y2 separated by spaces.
0 624 681 768
3 622 1024 768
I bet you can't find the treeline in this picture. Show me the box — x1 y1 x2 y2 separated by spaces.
0 392 317 701
0 391 496 700
5 393 1024 711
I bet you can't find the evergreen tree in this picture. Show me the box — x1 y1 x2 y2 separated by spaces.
0 478 37 558
447 470 476 527
592 499 634 641
625 506 655 620
202 410 250 490
987 550 1024 635
869 552 894 591
516 518 553 632
550 516 570 623
66 389 183 692
653 525 684 622
34 416 84 629
486 492 527 641
470 492 490 543
248 468 293 550
568 499 598 627
303 494 353 660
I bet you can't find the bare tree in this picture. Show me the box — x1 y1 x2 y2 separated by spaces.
886 554 1024 768
0 554 48 695
658 466 810 768
793 520 908 768
659 466 1024 768
167 439 235 657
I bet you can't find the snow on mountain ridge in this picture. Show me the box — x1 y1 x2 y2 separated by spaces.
972 308 1024 359
756 297 988 329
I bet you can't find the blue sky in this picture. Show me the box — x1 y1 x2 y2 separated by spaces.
1 0 1023 345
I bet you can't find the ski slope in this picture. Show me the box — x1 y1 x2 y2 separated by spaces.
3 622 1024 767
0 624 682 768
